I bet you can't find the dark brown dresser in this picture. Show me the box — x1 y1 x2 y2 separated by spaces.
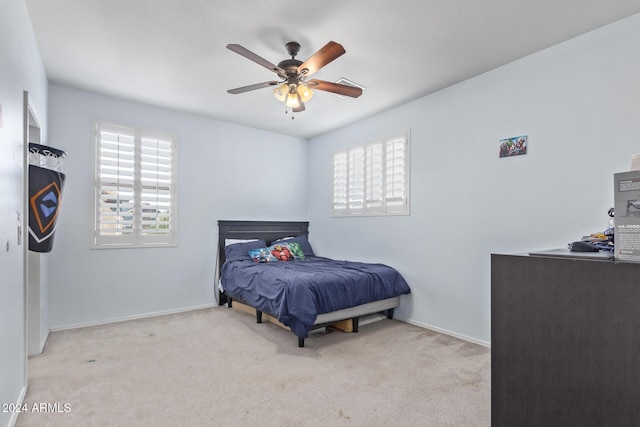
491 252 640 427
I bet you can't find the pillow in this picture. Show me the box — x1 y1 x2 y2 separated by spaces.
224 239 267 261
225 238 258 246
268 242 296 261
248 248 278 263
283 241 305 259
272 235 315 257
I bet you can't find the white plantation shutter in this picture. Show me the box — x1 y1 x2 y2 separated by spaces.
385 135 408 213
93 121 177 248
140 134 173 238
333 152 348 211
365 143 384 211
96 123 136 243
348 147 365 210
332 130 410 216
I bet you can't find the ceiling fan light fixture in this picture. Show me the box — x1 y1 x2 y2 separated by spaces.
285 92 301 109
227 40 362 114
297 85 314 102
273 83 288 102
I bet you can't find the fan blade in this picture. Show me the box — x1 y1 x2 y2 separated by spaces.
297 41 345 77
307 79 363 98
227 81 280 94
226 44 285 75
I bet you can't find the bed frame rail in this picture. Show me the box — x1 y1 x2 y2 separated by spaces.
227 293 398 348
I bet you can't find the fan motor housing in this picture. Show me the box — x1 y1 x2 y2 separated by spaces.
278 59 302 74
285 41 300 57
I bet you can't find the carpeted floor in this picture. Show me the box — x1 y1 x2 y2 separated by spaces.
16 307 490 427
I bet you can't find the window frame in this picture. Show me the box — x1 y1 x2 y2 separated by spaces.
91 120 178 249
332 130 410 217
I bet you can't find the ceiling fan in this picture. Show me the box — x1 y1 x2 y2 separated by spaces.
226 41 363 115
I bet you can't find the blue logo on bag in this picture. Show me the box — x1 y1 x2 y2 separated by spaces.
40 191 58 218
30 182 62 234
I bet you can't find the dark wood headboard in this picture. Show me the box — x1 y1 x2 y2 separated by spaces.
216 220 310 305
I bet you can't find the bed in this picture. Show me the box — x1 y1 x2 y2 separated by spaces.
216 220 411 347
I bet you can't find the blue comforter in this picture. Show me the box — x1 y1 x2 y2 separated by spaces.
221 257 411 339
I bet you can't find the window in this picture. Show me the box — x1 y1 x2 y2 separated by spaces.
332 130 410 216
92 121 177 248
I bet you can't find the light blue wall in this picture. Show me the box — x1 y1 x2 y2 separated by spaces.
307 13 640 345
0 0 48 425
3 8 638 427
43 12 640 346
46 84 308 328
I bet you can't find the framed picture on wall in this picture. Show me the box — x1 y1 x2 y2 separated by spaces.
499 135 527 158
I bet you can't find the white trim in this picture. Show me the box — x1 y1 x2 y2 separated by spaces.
395 316 491 348
49 303 217 332
46 304 491 348
39 329 49 355
9 386 28 427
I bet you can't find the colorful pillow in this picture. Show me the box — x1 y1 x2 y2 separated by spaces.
268 242 296 261
224 239 267 261
272 235 315 257
284 241 305 259
248 248 278 263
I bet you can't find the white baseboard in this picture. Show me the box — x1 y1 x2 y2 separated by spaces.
49 303 218 332
8 386 28 427
47 304 491 348
395 316 491 348
28 331 49 357
38 329 49 355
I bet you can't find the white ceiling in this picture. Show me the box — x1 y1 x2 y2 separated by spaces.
24 0 640 139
